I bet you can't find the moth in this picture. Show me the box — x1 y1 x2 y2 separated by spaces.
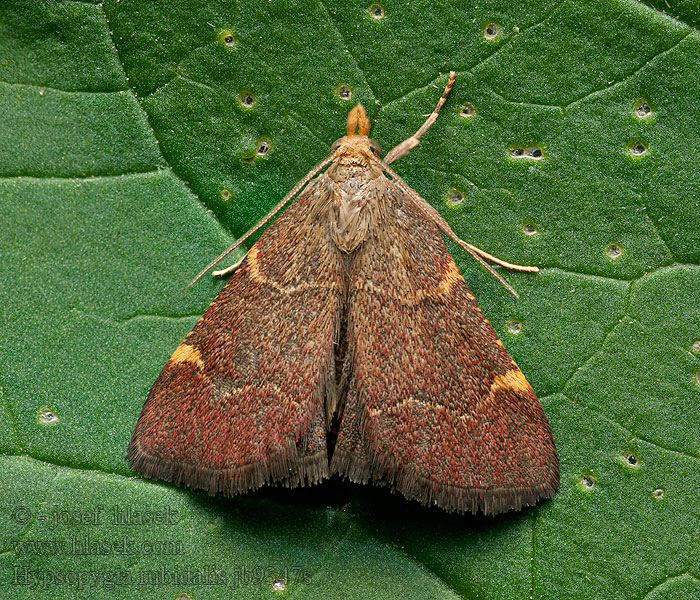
128 72 559 515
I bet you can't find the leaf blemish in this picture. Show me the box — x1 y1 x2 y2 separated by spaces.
239 92 255 108
38 407 59 425
218 30 236 47
634 99 652 119
241 139 270 164
484 22 499 40
507 320 522 335
368 4 384 19
459 102 476 117
271 579 287 591
623 452 638 467
446 188 464 207
337 84 352 101
257 139 270 155
581 474 595 490
510 146 544 160
606 243 622 259
629 141 647 157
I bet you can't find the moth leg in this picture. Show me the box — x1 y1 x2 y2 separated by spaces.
212 254 245 278
383 71 455 165
189 154 338 286
375 157 537 298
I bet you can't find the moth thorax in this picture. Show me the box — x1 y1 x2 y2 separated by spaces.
330 187 371 253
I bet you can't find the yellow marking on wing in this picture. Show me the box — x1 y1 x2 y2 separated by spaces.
170 343 204 369
437 260 464 296
244 244 337 294
495 338 505 348
490 369 531 394
246 245 263 283
368 395 478 424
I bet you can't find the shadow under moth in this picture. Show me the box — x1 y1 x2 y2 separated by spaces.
128 72 559 515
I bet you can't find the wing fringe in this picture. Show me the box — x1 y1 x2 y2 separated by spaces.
127 437 329 495
331 447 559 515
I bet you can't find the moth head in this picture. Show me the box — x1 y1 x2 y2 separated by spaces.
329 103 382 160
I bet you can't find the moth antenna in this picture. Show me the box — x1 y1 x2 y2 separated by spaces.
383 70 455 165
375 156 539 299
188 153 338 286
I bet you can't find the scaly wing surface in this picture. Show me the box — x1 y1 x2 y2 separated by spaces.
331 180 559 514
129 175 345 495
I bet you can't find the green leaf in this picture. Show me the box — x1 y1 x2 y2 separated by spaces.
1 1 699 598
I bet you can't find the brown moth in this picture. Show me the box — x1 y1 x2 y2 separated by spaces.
128 72 559 515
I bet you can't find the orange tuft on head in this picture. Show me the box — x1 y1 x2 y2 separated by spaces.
346 103 370 137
